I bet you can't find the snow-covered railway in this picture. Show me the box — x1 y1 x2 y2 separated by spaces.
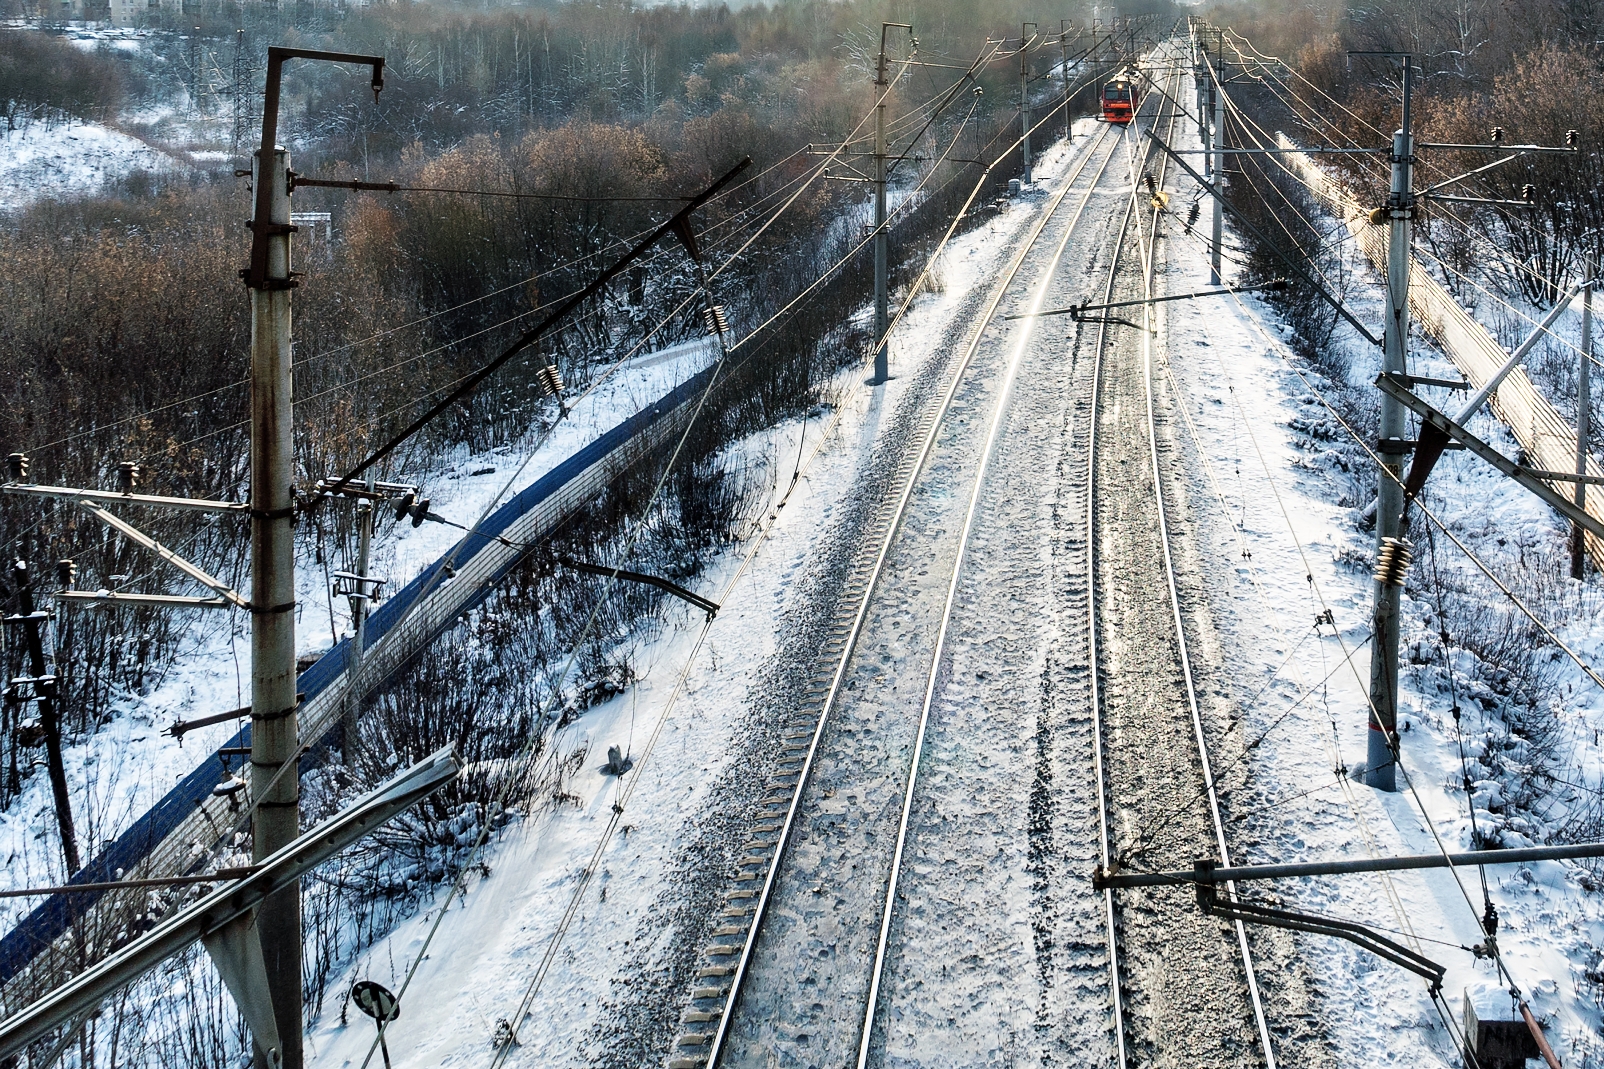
1084 54 1287 1067
656 48 1293 1069
657 116 1132 1069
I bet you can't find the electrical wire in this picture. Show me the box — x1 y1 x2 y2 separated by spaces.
1221 33 1592 354
347 51 932 1067
381 35 1114 1048
16 147 820 463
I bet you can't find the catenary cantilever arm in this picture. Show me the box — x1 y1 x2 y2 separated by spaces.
246 47 386 289
0 746 460 1062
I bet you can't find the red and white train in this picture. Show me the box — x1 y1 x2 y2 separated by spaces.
1100 73 1140 124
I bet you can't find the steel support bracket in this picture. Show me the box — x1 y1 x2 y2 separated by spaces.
1201 886 1446 992
1378 372 1604 540
557 556 720 617
0 746 460 1062
199 910 283 1068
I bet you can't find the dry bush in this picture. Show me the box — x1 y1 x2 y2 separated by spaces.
0 29 126 130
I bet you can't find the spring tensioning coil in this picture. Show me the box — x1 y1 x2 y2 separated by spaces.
537 364 564 398
703 304 729 337
1374 536 1414 588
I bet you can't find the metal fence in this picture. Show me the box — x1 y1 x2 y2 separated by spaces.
0 345 716 1006
1279 137 1603 567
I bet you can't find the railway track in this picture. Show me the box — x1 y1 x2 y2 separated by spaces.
1086 51 1277 1068
660 108 1131 1069
664 40 1291 1069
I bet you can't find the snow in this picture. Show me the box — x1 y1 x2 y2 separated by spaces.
0 119 174 211
1156 117 1604 1063
2 72 1599 1066
301 127 1106 1068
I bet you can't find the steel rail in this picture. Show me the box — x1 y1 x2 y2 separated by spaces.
1126 49 1278 1066
854 102 1135 1069
1086 95 1144 1069
701 119 1125 1069
1083 51 1194 1066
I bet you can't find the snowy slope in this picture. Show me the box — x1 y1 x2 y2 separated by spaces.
0 119 174 211
0 339 716 922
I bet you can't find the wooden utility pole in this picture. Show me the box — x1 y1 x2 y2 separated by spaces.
8 560 79 875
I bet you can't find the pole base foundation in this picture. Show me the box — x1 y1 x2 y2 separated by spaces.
1360 730 1399 792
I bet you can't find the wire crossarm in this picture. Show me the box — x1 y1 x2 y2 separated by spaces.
1378 374 1604 540
0 746 461 1065
0 483 247 513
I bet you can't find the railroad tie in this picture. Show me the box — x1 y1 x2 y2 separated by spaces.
683 1009 723 1023
668 1058 709 1069
690 985 730 999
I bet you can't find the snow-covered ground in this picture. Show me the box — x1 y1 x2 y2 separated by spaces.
0 338 718 916
0 119 175 211
1155 129 1604 1063
4 86 1600 1064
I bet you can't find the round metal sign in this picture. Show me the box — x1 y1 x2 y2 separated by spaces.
351 980 400 1023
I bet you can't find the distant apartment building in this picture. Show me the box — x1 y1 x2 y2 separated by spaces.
107 0 182 26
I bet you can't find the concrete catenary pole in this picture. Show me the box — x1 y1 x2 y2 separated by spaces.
1575 255 1594 580
872 35 890 384
1366 59 1415 793
1020 23 1036 184
1061 20 1072 139
248 141 302 1068
1210 50 1224 285
871 23 910 385
1194 26 1211 172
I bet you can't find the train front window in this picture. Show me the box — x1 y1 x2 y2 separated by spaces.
1104 88 1131 102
